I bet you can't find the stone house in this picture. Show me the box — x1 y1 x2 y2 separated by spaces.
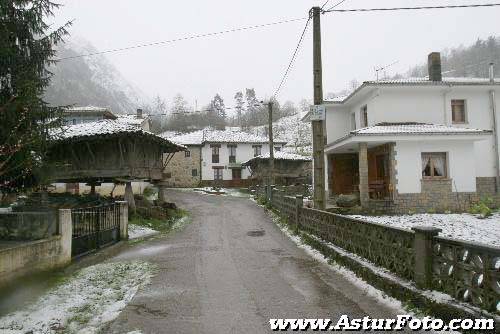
243 152 312 185
162 129 287 187
314 52 500 213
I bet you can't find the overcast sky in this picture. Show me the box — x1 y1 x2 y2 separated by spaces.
51 0 500 109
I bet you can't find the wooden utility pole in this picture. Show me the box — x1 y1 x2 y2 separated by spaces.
311 6 326 210
268 101 274 185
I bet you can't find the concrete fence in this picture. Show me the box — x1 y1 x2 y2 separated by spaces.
257 185 500 315
0 202 129 288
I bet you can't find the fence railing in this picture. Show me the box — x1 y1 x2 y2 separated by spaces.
255 185 500 314
0 211 58 241
71 203 121 257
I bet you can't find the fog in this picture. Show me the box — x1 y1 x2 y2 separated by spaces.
51 0 500 107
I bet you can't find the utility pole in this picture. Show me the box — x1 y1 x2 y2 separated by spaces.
268 101 274 186
311 6 326 210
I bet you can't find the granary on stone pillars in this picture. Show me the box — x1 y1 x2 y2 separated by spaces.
47 119 185 210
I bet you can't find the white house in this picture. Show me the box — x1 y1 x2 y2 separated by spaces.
62 106 117 125
320 52 499 212
163 129 287 187
116 108 151 131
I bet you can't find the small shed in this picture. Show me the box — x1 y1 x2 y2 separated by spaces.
243 152 312 186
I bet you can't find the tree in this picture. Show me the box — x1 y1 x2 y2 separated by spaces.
0 1 71 193
149 95 168 133
171 93 190 114
281 101 298 117
207 94 226 130
234 91 244 126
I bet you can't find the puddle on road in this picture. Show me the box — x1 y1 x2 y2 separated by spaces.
115 244 173 259
247 230 266 237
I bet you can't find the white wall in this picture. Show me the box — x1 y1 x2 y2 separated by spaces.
395 140 477 193
326 85 500 178
201 142 284 181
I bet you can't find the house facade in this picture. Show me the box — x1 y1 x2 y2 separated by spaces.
321 53 499 212
62 106 117 125
116 109 151 131
162 129 286 187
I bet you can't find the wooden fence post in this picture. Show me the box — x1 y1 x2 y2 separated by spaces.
295 195 303 232
411 226 441 289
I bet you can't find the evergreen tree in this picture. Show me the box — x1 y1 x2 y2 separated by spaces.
0 1 71 193
234 91 244 126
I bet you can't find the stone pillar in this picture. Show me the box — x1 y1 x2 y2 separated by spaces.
124 181 136 213
358 142 369 208
411 226 441 289
117 201 129 240
157 184 168 203
295 195 303 231
58 209 72 264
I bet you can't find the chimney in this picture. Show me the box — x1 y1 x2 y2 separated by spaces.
489 63 495 83
136 108 143 118
427 52 442 82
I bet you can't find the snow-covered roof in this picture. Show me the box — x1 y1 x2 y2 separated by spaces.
164 129 288 146
65 106 110 112
322 77 500 106
350 123 491 136
116 114 147 126
50 119 185 151
243 151 312 165
64 106 117 119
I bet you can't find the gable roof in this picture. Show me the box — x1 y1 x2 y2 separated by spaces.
323 77 500 105
163 129 287 146
243 151 311 165
50 119 185 151
64 106 117 119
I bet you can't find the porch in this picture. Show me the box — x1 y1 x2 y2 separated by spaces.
326 142 395 207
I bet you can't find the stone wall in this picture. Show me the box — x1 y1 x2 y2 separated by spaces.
162 145 201 188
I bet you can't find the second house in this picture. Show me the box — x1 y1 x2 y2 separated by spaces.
162 129 287 187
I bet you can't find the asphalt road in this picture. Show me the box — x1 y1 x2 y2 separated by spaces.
107 190 409 333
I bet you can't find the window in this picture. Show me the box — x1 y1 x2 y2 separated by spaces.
253 145 262 157
228 145 237 163
214 168 223 180
422 153 447 179
350 113 356 130
211 145 220 163
274 146 281 152
72 119 77 125
185 150 191 158
232 169 242 180
192 169 198 177
360 105 368 128
451 99 466 123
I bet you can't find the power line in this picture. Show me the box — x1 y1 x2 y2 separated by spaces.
324 0 349 12
323 3 500 13
273 17 312 98
57 17 307 61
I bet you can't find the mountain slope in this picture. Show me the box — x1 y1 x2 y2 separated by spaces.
44 37 148 114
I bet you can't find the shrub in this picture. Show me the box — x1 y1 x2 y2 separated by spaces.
469 198 493 218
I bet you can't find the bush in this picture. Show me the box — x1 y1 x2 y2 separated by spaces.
469 198 493 218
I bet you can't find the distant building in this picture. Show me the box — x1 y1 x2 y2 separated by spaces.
62 106 117 125
116 109 151 131
161 129 287 187
243 152 312 185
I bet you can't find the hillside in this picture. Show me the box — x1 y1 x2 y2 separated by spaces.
44 37 148 114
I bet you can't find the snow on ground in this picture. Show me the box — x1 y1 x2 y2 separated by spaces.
128 224 159 239
193 187 251 198
0 262 156 334
349 213 500 248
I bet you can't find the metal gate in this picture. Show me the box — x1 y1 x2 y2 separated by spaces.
71 203 120 258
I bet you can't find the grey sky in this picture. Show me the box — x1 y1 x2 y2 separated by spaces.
52 0 500 109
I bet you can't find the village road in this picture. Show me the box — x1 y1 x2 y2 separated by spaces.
107 190 413 334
